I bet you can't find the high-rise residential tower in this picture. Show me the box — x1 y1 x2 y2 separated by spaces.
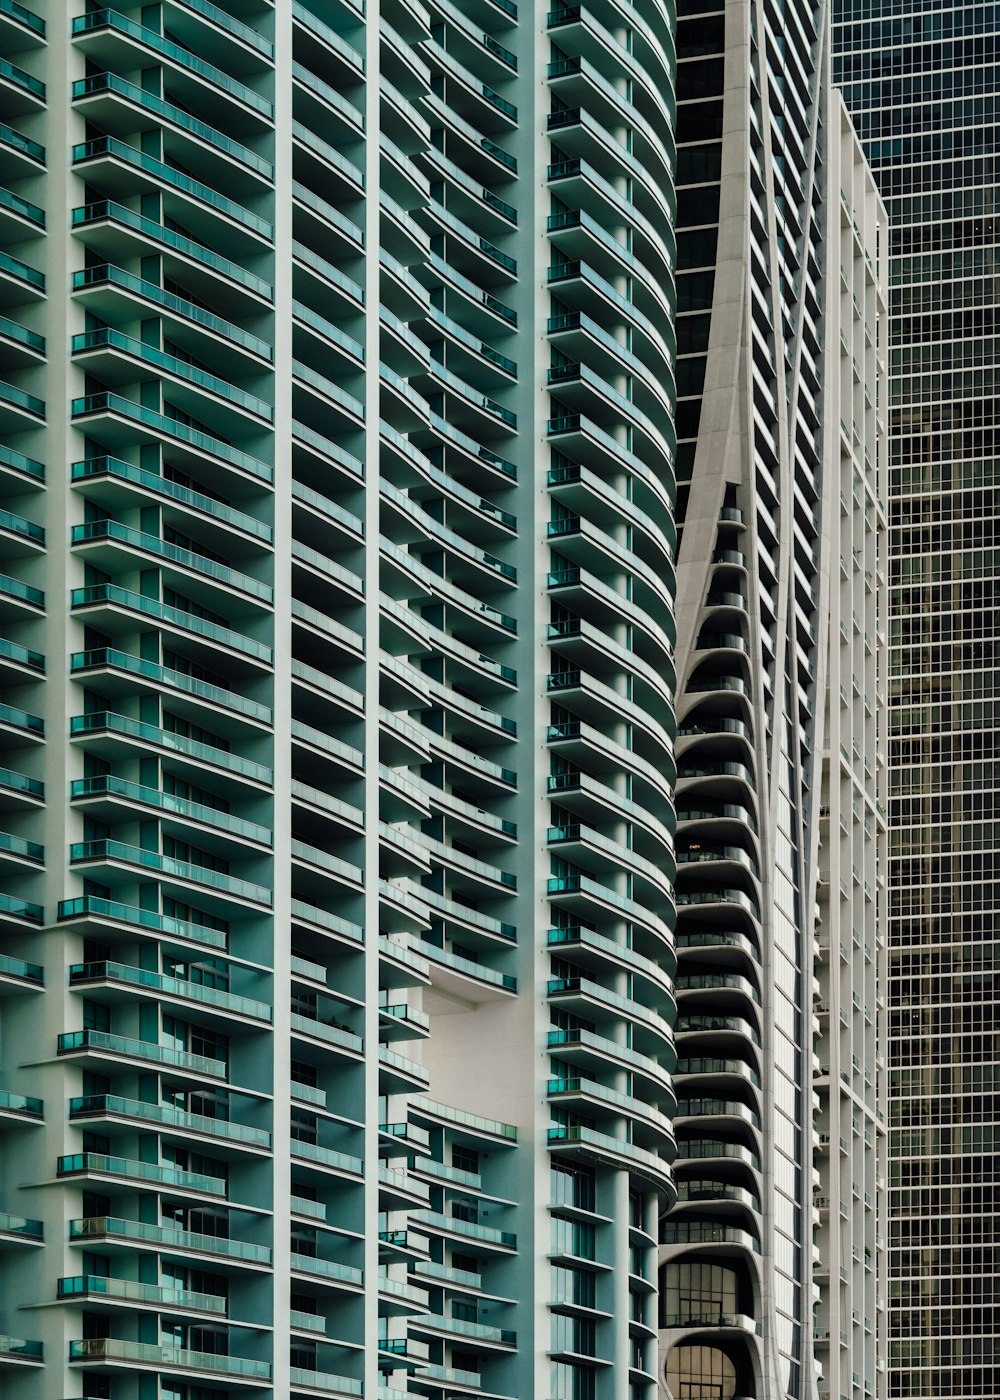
661 5 886 1400
0 1 679 1397
0 1 887 1398
834 4 1000 1398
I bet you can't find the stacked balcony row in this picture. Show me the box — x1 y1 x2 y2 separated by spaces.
544 4 679 1398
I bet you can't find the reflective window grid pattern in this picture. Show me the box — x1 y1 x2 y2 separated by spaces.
835 1 1000 1397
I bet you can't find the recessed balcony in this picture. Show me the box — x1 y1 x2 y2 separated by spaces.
72 202 272 315
71 9 273 128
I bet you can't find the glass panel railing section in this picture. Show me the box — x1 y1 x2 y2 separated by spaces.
0 443 44 479
68 960 271 1020
71 204 272 301
0 55 44 101
69 585 272 662
71 330 274 419
0 312 44 353
74 250 234 343
70 646 272 724
0 764 44 797
70 10 273 117
70 520 273 601
0 830 42 862
66 1338 271 1377
0 1089 42 1115
69 1215 270 1261
71 74 272 176
0 250 44 295
69 712 272 783
58 1028 226 1078
0 506 44 545
68 838 272 906
0 0 45 38
172 0 273 57
0 377 44 415
58 1274 226 1313
72 138 272 237
69 1093 271 1147
0 953 42 983
0 1211 42 1238
0 893 43 924
0 1336 42 1361
72 387 269 481
0 636 44 671
57 895 228 952
58 1151 226 1195
71 456 273 541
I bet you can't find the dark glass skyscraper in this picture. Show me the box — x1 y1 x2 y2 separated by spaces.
835 3 1000 1397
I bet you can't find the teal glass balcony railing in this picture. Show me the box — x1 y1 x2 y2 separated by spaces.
0 312 44 354
0 1089 42 1116
0 830 42 862
0 377 44 416
57 895 228 952
0 443 43 479
68 838 273 906
0 765 42 799
86 269 219 369
70 9 273 118
412 1209 515 1249
178 0 273 54
69 1093 271 1148
71 330 274 420
0 1211 42 1239
0 892 42 924
0 55 44 101
0 1336 42 1361
72 137 273 238
68 1337 271 1377
69 959 271 1021
0 641 42 672
58 1151 226 1196
69 585 272 662
68 711 272 783
69 1215 271 1263
71 73 273 176
290 1367 362 1394
58 1028 227 1078
70 519 273 601
290 1251 363 1285
71 389 273 482
70 774 271 844
0 250 44 296
0 571 43 608
0 506 44 545
71 203 272 301
71 455 272 541
70 645 271 723
0 1 46 39
59 1274 226 1314
291 1140 364 1176
0 953 42 983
